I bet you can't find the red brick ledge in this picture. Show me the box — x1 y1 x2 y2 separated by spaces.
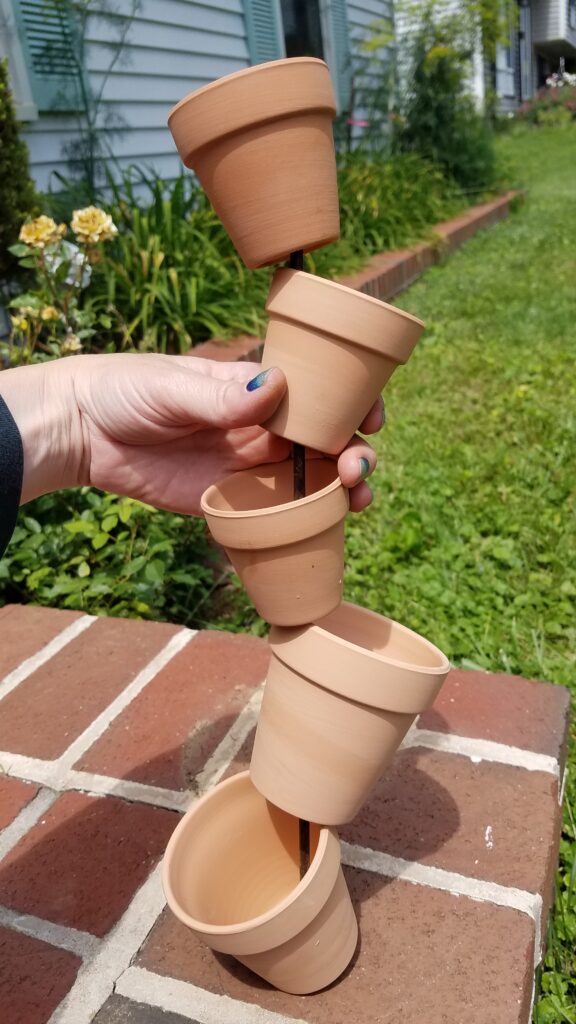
193 190 522 363
0 603 570 1024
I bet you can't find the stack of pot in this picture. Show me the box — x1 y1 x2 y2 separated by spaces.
162 58 450 996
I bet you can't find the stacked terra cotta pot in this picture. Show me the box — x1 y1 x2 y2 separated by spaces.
162 58 451 996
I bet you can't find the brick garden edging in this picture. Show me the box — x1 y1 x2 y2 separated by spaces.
0 603 570 1024
192 190 521 364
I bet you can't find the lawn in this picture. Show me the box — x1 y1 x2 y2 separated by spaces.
344 125 575 1022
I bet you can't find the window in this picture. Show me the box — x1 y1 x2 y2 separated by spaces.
243 0 351 112
569 0 576 31
280 0 324 60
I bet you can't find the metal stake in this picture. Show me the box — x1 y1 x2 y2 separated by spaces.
289 248 310 878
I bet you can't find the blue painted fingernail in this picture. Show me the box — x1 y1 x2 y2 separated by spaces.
246 369 272 392
358 457 371 481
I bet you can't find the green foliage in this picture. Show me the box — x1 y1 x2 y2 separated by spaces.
393 2 499 192
0 59 38 285
88 169 271 352
46 158 465 354
517 84 576 127
0 488 218 624
214 127 576 1021
4 209 117 366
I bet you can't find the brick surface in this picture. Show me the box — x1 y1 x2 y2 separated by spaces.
0 925 81 1024
77 631 269 790
419 668 571 763
0 792 178 936
138 869 535 1024
340 746 561 895
0 616 179 759
93 996 199 1024
0 776 39 829
0 604 82 680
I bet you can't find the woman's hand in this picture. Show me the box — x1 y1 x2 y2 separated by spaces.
1 353 383 514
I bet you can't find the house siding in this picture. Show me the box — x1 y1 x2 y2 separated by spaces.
532 0 563 43
345 0 393 135
21 0 251 191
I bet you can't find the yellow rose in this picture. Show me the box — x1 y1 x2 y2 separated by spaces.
19 305 40 318
19 216 66 249
40 305 60 321
11 316 29 332
71 206 118 244
60 333 83 355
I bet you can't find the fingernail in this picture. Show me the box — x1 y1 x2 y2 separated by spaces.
358 457 371 481
246 368 273 392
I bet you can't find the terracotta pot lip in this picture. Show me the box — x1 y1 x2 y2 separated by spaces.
168 57 331 125
268 269 425 331
163 771 334 938
272 602 450 676
201 460 342 522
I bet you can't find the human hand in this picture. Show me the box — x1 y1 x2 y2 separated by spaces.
1 354 383 514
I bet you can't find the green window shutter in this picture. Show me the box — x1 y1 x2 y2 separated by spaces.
325 0 352 113
12 0 81 112
243 0 285 65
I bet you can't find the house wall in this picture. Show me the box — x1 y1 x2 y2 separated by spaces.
344 0 393 139
21 0 252 192
532 0 563 44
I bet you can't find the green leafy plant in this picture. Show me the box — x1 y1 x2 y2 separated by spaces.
0 488 218 625
0 58 38 286
4 207 118 365
516 82 576 127
88 169 271 352
393 1 500 192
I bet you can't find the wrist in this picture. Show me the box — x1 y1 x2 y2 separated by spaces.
0 360 87 504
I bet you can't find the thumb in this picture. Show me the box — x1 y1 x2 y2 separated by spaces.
189 365 288 430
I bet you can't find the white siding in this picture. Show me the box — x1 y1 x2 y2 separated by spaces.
345 0 393 138
532 0 564 43
21 0 251 191
532 0 576 50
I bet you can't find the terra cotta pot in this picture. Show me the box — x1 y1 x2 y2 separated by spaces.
162 771 358 994
168 58 340 269
200 458 349 626
250 602 450 824
261 269 425 454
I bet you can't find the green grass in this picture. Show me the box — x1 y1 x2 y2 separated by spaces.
343 125 575 1023
213 125 576 1019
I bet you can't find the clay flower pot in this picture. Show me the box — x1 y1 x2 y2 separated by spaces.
261 269 425 454
250 602 450 824
200 459 348 626
162 771 358 994
167 58 339 269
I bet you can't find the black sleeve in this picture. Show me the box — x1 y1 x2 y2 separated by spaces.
0 393 24 558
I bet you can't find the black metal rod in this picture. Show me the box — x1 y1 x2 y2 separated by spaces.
299 817 310 878
288 248 309 878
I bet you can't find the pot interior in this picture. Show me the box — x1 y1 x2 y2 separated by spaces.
316 603 445 669
168 774 320 927
208 459 337 514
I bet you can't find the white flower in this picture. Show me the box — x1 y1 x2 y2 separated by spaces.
45 241 92 288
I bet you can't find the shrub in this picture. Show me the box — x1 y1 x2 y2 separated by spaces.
4 207 118 366
0 59 38 287
516 84 576 126
393 4 498 193
0 488 218 625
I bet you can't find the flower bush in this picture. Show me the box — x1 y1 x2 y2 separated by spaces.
5 207 117 365
516 81 576 127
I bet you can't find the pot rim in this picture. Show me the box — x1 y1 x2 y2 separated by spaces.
273 602 449 675
200 459 342 523
270 602 450 691
168 56 333 125
267 268 425 332
162 771 335 938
